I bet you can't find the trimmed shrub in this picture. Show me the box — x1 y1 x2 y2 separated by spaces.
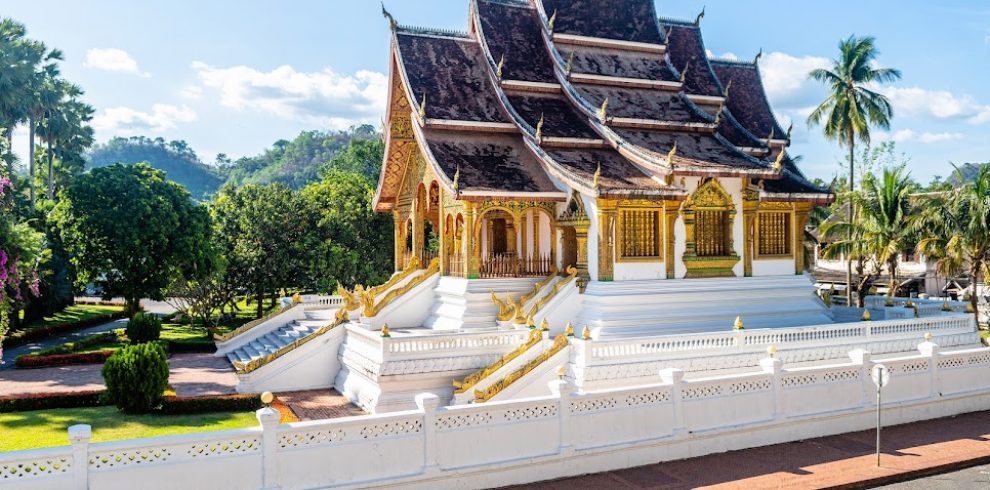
159 394 262 415
102 343 170 413
0 391 108 413
126 313 162 344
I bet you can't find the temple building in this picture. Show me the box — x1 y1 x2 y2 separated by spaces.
374 0 833 286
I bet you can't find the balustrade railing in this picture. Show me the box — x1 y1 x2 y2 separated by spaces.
480 254 553 278
446 254 464 277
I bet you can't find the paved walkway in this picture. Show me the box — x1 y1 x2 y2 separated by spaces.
0 353 237 398
277 390 365 420
506 411 990 490
876 462 990 489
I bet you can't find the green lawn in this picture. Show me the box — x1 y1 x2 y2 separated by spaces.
20 323 215 361
0 407 258 451
15 304 126 333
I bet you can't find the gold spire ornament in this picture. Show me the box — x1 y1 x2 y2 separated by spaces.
381 2 397 31
540 318 550 332
592 162 601 189
597 98 609 122
527 314 536 328
772 149 785 172
723 79 732 99
565 322 575 337
557 365 567 380
381 324 391 337
767 345 777 358
547 9 557 31
452 165 460 191
754 48 763 63
496 54 505 79
862 309 872 321
418 93 427 118
582 326 592 340
535 113 545 141
924 332 934 342
942 299 952 312
665 26 674 46
695 7 706 26
666 142 678 167
680 60 691 83
733 316 744 330
565 51 575 74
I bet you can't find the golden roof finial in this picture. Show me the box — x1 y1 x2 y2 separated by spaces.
452 165 460 191
535 113 545 141
381 323 392 337
565 322 574 337
733 315 744 330
592 162 601 189
861 309 872 322
723 79 732 99
713 109 722 126
556 365 567 380
527 314 536 327
665 26 675 46
666 142 678 167
496 54 505 79
695 6 706 26
767 345 777 358
541 318 550 332
381 2 397 31
767 126 776 144
786 122 794 140
565 51 575 74
680 60 691 84
548 9 557 31
582 326 592 340
597 97 609 123
924 332 933 342
772 149 785 172
418 93 427 119
755 48 763 63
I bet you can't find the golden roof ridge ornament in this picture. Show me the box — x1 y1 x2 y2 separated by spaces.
565 322 574 337
772 149 786 172
713 109 722 126
680 60 691 84
597 97 609 123
723 79 732 99
535 113 545 141
496 54 505 79
381 2 397 31
666 142 678 168
733 315 744 330
418 93 427 119
754 48 763 64
695 7 706 26
540 318 550 332
452 164 460 191
547 9 557 31
665 26 674 46
565 51 575 74
592 162 601 189
582 326 592 340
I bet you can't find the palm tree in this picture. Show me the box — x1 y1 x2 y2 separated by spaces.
0 19 45 176
821 168 914 305
915 165 990 319
27 49 62 203
807 35 901 305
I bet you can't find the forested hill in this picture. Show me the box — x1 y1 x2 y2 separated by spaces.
85 125 380 198
86 137 223 200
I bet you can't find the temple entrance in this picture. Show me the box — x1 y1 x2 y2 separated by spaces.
560 226 577 272
490 218 509 255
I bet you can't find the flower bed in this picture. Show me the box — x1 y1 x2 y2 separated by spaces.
15 350 115 368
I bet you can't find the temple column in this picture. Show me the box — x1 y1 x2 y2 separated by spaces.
412 200 425 266
597 199 617 282
465 202 480 279
742 183 759 278
392 210 404 272
794 202 812 274
664 202 678 279
522 211 530 260
438 207 446 275
575 223 590 287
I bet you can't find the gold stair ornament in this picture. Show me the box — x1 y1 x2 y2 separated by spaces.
381 324 391 338
582 326 592 340
540 318 550 332
565 322 574 337
733 316 744 330
862 309 872 322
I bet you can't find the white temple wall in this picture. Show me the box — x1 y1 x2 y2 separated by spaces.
674 206 688 278
725 177 746 277
752 258 794 276
538 211 552 259
582 193 600 281
614 261 666 281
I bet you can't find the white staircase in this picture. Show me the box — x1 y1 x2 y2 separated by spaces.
225 309 336 367
424 277 540 330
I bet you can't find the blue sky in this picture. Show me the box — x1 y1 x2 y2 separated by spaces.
7 0 990 183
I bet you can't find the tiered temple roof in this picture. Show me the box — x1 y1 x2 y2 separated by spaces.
374 0 833 211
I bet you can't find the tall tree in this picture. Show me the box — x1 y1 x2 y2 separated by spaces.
0 18 46 175
52 163 215 314
916 165 990 318
807 35 901 305
26 48 62 203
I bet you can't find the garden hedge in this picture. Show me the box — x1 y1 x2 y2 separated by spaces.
126 313 162 344
15 350 115 368
3 312 128 348
0 391 108 413
159 394 262 415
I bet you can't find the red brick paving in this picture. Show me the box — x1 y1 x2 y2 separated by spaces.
168 353 239 397
276 389 365 420
505 411 990 490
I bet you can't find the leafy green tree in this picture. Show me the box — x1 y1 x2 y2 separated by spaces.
808 35 901 304
0 18 48 175
916 165 990 317
318 136 384 184
211 183 310 318
0 175 44 348
300 171 392 292
52 163 215 314
87 136 223 200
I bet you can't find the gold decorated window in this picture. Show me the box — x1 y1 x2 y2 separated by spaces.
757 212 791 256
618 209 661 261
695 210 730 257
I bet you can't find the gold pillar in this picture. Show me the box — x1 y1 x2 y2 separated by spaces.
393 211 404 272
597 199 617 282
794 202 812 274
522 212 530 260
742 184 759 277
532 210 540 259
664 202 678 279
575 223 590 286
464 202 480 279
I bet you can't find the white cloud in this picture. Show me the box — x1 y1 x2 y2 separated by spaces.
179 85 203 100
706 49 738 61
191 61 387 129
876 129 964 144
879 87 990 123
84 48 150 77
757 52 830 107
92 104 197 135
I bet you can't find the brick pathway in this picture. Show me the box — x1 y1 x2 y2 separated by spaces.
0 353 237 398
505 411 990 490
276 389 365 420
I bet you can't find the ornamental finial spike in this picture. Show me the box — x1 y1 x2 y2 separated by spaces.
381 2 397 31
582 326 592 340
723 79 732 99
665 26 674 46
597 97 609 123
535 113 545 141
527 314 536 328
541 318 550 332
565 322 574 337
680 60 691 84
666 142 678 167
773 149 786 172
695 6 706 26
418 93 427 119
496 54 505 79
862 309 872 322
786 122 794 140
452 164 460 191
548 9 557 31
733 315 744 330
565 51 575 74
592 162 601 189
381 324 391 337
755 48 763 63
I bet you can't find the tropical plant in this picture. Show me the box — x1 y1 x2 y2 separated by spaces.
126 312 162 344
807 35 901 305
0 175 44 351
915 165 990 318
101 342 169 413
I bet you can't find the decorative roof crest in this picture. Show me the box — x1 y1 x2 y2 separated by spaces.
565 51 575 74
772 150 785 172
596 98 609 123
452 164 461 190
381 2 397 31
695 7 706 26
535 113 545 141
723 79 732 99
754 48 764 63
680 60 692 83
547 9 557 31
666 142 678 167
496 54 505 79
665 26 674 46
418 93 427 119
592 163 601 188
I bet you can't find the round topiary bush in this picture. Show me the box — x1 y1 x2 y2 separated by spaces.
102 342 170 413
126 312 162 344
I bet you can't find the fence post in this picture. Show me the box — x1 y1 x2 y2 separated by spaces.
549 380 575 456
759 356 784 420
256 407 281 490
918 337 940 398
415 393 441 474
68 424 91 490
660 368 685 434
849 349 873 408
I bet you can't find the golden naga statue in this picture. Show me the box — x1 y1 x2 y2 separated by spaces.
336 282 359 311
491 292 515 322
564 265 578 277
357 285 376 317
